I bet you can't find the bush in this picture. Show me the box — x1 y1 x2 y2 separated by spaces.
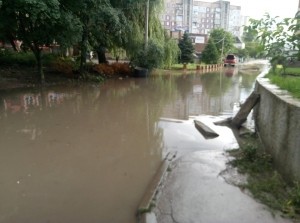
50 57 76 77
132 40 164 70
92 64 115 76
0 50 36 66
110 62 132 76
42 53 60 66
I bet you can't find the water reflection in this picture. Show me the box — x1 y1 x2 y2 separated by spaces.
161 67 259 119
0 66 260 223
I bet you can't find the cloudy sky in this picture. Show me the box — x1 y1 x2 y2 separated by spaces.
205 0 299 19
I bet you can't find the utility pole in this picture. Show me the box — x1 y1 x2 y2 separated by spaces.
145 0 149 49
221 37 224 64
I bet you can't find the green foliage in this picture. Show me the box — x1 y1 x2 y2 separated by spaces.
232 47 248 59
209 28 234 55
230 144 273 174
1 0 62 47
286 182 300 216
51 57 76 76
42 53 61 66
132 39 164 70
246 14 300 73
242 25 265 58
242 25 259 43
0 0 83 81
244 42 265 58
201 38 219 64
163 36 179 69
0 0 168 78
0 50 36 66
178 32 194 64
270 55 288 74
171 63 199 70
229 140 300 219
266 72 300 98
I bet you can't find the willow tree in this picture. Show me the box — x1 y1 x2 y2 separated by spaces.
110 0 179 69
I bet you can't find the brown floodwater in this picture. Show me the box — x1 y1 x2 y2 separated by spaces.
0 67 260 223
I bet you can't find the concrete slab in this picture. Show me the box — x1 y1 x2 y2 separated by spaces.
154 150 293 223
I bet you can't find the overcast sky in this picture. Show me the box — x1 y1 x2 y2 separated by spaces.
205 0 299 19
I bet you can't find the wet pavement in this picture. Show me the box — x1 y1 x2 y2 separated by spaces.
148 62 295 223
153 149 293 223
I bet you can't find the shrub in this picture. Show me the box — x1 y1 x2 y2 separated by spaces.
110 62 132 76
132 40 164 70
92 64 115 76
42 53 60 66
0 50 36 66
51 57 75 77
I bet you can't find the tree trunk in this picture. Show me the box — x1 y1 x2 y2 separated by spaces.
35 49 44 84
96 46 107 64
80 27 88 75
30 43 44 84
8 38 17 51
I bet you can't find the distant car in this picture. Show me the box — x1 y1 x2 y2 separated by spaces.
224 54 236 67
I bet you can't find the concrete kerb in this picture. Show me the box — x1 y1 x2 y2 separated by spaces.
136 151 177 223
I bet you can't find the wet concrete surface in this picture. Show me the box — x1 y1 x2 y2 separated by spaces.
151 61 295 223
154 149 293 223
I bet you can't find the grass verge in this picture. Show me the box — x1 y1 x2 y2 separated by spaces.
266 69 300 99
228 136 300 219
171 63 201 70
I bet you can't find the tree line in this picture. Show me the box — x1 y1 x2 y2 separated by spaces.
0 0 180 82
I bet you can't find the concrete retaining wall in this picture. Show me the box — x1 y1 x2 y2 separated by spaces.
254 75 300 182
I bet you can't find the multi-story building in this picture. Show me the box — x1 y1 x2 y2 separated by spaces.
162 0 193 32
161 0 243 38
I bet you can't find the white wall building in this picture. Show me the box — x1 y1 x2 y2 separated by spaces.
161 0 244 38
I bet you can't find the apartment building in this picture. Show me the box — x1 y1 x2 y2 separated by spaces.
161 0 243 38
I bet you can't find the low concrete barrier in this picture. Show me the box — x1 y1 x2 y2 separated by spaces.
254 75 300 182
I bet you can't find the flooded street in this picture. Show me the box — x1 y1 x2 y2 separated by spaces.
0 65 262 223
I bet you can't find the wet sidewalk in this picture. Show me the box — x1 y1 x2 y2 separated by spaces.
149 150 293 223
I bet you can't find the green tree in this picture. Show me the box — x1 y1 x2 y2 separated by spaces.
178 32 194 64
242 23 264 58
0 0 82 82
209 28 234 55
163 35 179 68
201 38 219 64
60 0 122 73
132 39 164 70
242 26 258 43
246 14 300 74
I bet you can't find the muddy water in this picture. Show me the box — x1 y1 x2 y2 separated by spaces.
0 67 259 223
